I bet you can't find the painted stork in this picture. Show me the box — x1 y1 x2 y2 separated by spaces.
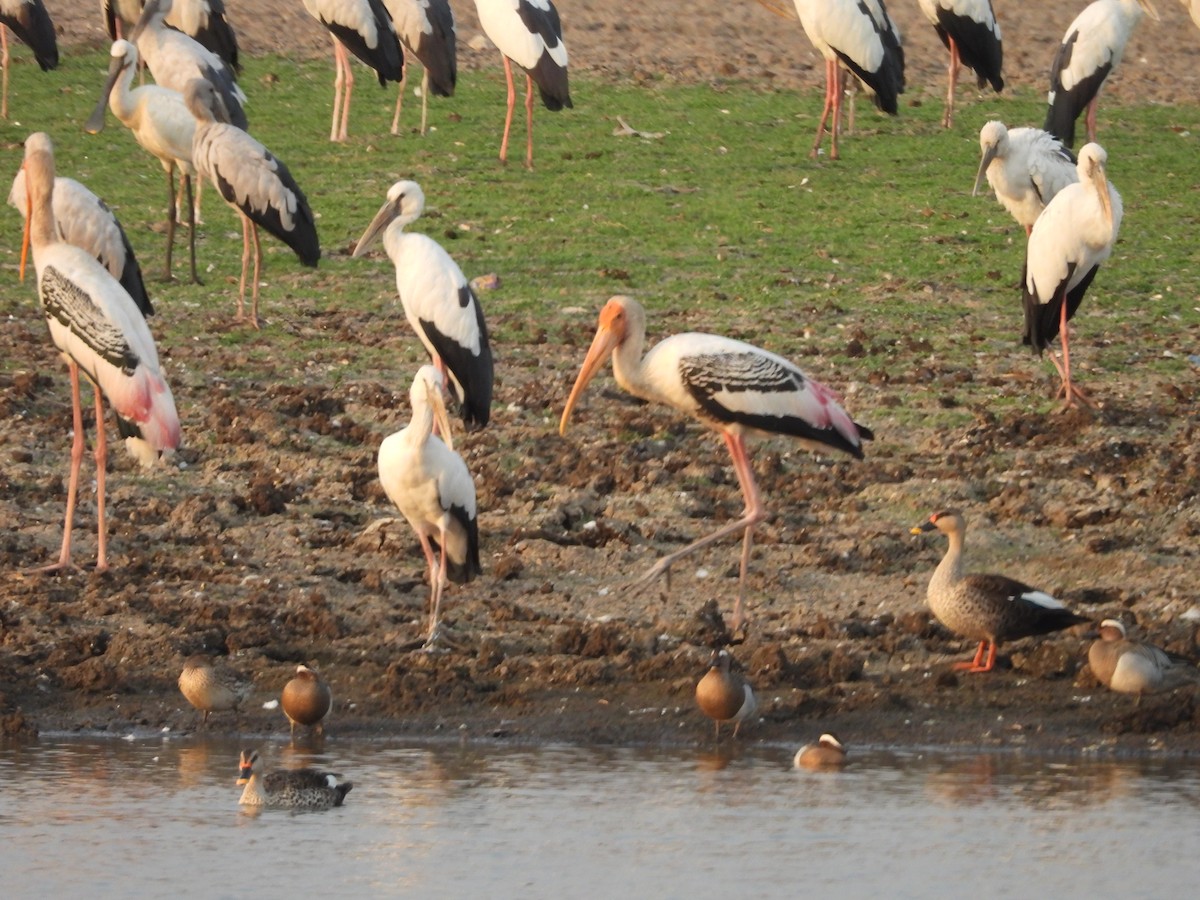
1023 142 1122 409
472 0 572 168
789 0 905 159
973 121 1078 235
378 365 482 646
0 0 57 120
105 0 238 71
1044 0 1159 148
184 78 320 328
353 180 493 429
383 0 456 136
18 132 181 572
131 0 247 130
302 0 404 142
916 0 1003 128
85 40 201 285
559 295 873 634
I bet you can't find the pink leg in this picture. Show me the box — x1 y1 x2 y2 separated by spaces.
427 527 450 644
237 215 251 322
1085 97 1098 144
830 65 843 160
523 72 536 169
338 43 355 141
1056 295 1092 409
810 58 836 158
391 55 409 135
92 385 109 572
249 221 263 329
500 55 517 163
36 361 86 572
943 40 960 128
330 38 348 142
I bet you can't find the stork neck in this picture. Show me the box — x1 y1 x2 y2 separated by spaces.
25 160 57 253
609 326 649 399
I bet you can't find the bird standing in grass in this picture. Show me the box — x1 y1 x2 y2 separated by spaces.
383 0 456 136
0 0 57 120
916 0 1003 128
972 121 1077 236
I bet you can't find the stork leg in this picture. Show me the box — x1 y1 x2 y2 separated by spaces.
34 362 86 572
249 221 263 329
1085 97 1099 145
942 39 961 129
420 69 430 137
2 28 9 120
391 56 408 135
1054 298 1093 409
954 639 998 673
236 215 264 329
162 164 177 281
427 528 451 646
810 58 837 159
499 55 517 163
330 38 355 142
91 384 109 573
844 69 856 135
523 72 536 169
413 532 444 646
183 173 199 285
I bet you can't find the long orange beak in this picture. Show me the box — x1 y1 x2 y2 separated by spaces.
20 168 30 282
559 322 621 436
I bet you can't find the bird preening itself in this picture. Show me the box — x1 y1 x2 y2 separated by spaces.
1022 141 1121 410
353 180 493 429
281 664 333 738
559 295 872 636
916 0 1003 129
1087 619 1200 697
973 121 1077 236
178 654 251 726
18 132 181 573
378 366 482 646
794 733 847 769
237 749 352 810
0 0 58 120
912 510 1089 674
695 648 757 739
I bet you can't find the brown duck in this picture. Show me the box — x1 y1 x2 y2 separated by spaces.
912 510 1087 673
178 654 251 726
281 664 332 738
695 648 757 738
1088 619 1200 696
794 733 847 769
237 749 352 810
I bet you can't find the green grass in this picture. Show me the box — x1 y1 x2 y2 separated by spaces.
2 49 1199 416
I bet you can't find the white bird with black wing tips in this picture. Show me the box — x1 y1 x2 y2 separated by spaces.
0 0 58 120
354 180 493 429
916 0 1003 128
105 0 240 72
303 0 404 141
560 295 872 635
378 365 482 646
473 0 571 168
973 121 1078 236
185 78 320 328
383 0 456 135
1023 141 1121 410
1044 0 1159 148
19 132 181 573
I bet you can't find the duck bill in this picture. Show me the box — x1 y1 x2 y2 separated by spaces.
910 521 937 535
237 771 251 785
559 324 620 436
352 199 399 258
972 144 998 197
84 55 126 135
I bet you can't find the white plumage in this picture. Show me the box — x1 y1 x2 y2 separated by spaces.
303 0 404 141
1023 142 1122 409
790 0 905 159
973 121 1078 235
20 132 180 572
353 180 493 428
378 365 481 645
0 0 57 119
383 0 456 135
1044 0 1159 148
185 78 320 327
1089 619 1200 695
86 40 201 285
132 0 247 130
559 295 872 634
105 0 239 71
916 0 1002 128
473 0 572 168
9 168 152 316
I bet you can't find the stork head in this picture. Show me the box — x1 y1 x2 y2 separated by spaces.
85 41 138 135
972 121 1008 197
183 78 223 124
558 295 638 437
352 181 425 258
1077 142 1114 231
411 365 454 451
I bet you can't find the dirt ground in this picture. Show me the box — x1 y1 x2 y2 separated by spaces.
2 2 1199 755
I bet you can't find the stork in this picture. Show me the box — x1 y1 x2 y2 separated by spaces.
973 121 1078 235
102 0 145 41
131 0 247 130
559 295 873 635
1044 0 1159 148
472 0 572 168
0 0 57 120
353 180 493 429
788 0 905 159
9 167 152 317
378 365 481 646
85 40 201 285
184 78 320 328
106 0 238 70
302 0 404 141
916 0 1003 128
1023 142 1122 410
18 132 181 572
383 0 456 136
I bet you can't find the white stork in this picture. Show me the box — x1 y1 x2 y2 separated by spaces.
559 295 873 635
184 78 320 328
1044 0 1159 148
378 365 481 645
132 0 247 130
383 0 456 136
19 132 181 572
353 180 493 429
302 0 404 142
973 121 1078 235
472 0 572 168
1023 142 1122 409
916 0 1003 128
0 0 57 120
9 167 153 317
789 0 905 159
85 40 201 285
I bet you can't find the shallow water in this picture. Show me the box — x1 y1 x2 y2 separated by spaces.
0 734 1196 898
